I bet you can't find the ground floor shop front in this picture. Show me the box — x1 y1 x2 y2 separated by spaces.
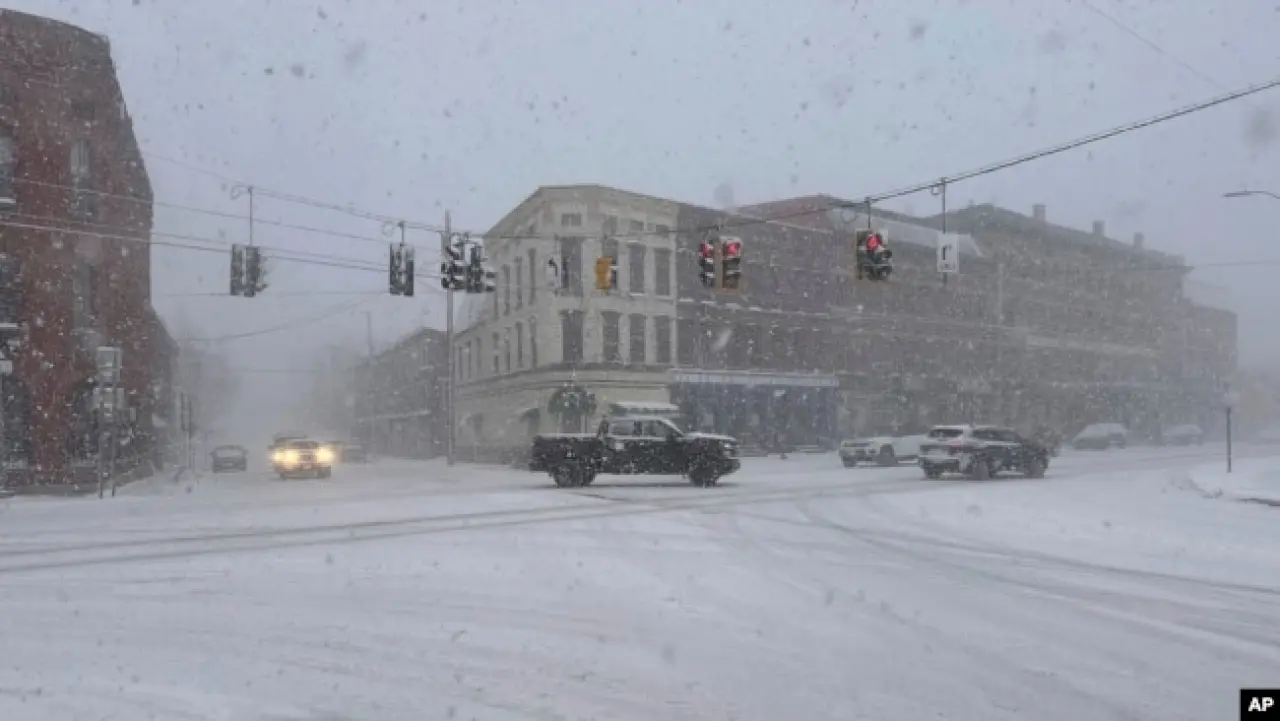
669 370 840 450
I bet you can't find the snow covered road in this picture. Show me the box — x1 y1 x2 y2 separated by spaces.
1 447 1277 720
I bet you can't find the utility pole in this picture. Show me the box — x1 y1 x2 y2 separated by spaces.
364 310 376 456
444 211 456 467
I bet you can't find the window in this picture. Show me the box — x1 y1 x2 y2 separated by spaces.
70 139 93 217
474 339 481 376
503 328 511 372
602 311 621 362
530 316 538 367
515 322 524 367
72 260 97 329
492 282 499 318
514 257 523 309
561 311 584 363
628 314 646 364
677 318 696 366
628 219 645 232
628 244 646 293
602 237 619 266
558 237 583 296
0 131 14 205
502 265 511 315
603 215 618 235
654 224 670 237
654 249 671 296
491 332 499 374
560 212 582 227
455 347 463 380
655 316 672 364
528 249 537 303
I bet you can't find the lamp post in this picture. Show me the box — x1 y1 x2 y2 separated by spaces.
1223 389 1240 473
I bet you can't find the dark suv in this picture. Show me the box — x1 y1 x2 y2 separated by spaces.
918 424 1049 480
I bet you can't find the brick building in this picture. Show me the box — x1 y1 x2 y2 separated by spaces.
0 9 168 485
741 196 1237 440
350 327 449 459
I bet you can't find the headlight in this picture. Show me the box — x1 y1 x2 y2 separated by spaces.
316 448 334 464
281 450 300 465
270 450 284 462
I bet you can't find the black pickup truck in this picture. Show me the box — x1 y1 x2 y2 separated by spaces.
918 424 1050 480
529 416 741 488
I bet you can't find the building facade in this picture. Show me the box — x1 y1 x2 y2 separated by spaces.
0 10 163 485
741 196 1237 440
350 327 449 459
450 185 680 460
401 184 1240 461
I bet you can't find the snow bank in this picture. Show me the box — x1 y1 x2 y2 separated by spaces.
1187 457 1280 505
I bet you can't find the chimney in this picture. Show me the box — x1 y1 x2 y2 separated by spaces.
1133 232 1145 250
1092 220 1105 236
1032 203 1046 222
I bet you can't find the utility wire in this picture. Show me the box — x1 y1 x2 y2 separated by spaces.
175 297 376 343
118 71 1280 249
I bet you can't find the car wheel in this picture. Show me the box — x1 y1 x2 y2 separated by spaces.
551 464 585 488
877 446 896 467
842 458 857 468
1024 457 1046 479
923 465 943 480
969 459 991 480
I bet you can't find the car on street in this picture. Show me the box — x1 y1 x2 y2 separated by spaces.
918 424 1050 480
530 416 740 488
210 445 248 473
1072 422 1129 450
1159 424 1203 446
270 438 334 479
838 432 928 467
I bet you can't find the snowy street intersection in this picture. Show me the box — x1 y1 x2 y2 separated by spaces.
2 447 1278 721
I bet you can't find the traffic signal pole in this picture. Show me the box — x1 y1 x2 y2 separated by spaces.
444 211 456 467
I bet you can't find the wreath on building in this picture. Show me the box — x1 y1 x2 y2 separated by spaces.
548 383 596 417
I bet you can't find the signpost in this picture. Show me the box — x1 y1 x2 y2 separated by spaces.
95 346 121 498
936 233 960 275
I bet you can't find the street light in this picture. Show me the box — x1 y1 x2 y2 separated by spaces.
1223 389 1240 473
1223 189 1280 201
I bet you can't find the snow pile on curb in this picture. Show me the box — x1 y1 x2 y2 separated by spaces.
1188 458 1280 506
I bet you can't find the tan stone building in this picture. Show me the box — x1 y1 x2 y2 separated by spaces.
450 185 681 459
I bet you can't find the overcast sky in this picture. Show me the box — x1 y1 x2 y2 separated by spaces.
10 0 1280 425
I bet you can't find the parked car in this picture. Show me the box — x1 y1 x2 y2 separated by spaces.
529 416 740 488
1072 423 1129 450
270 438 334 479
1160 424 1203 446
210 445 248 473
340 441 368 462
839 432 928 467
918 424 1050 480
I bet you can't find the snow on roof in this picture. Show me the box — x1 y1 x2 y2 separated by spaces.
827 208 984 257
608 401 681 414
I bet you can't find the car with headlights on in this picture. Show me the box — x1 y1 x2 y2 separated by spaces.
270 438 334 479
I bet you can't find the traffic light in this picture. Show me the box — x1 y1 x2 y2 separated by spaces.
594 255 617 291
229 244 245 296
244 245 267 296
719 235 743 292
467 243 497 293
389 243 415 296
854 229 893 281
698 237 716 288
440 236 467 291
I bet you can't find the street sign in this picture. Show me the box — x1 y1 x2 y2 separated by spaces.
937 233 960 274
